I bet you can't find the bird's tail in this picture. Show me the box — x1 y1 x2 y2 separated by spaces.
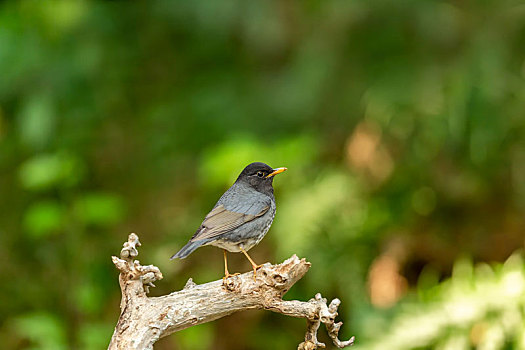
170 240 207 260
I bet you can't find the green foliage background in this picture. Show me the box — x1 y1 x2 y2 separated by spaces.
1 1 525 349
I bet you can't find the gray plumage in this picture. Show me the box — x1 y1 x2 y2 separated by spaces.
171 162 285 260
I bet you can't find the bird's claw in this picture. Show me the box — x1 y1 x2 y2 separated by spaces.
250 264 268 281
223 272 240 282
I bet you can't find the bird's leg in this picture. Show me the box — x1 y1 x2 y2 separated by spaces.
239 247 263 281
222 250 239 280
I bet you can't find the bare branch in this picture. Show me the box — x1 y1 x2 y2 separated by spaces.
296 294 355 349
109 233 354 350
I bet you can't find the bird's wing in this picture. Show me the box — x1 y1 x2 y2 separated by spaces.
190 203 269 242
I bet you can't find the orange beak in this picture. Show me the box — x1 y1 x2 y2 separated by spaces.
266 167 287 178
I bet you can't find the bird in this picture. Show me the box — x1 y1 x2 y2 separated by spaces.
171 162 287 280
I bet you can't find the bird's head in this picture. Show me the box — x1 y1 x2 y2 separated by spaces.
236 162 287 194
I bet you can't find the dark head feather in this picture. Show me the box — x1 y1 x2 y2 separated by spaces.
236 162 277 195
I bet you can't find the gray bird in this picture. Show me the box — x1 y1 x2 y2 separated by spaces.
171 162 287 279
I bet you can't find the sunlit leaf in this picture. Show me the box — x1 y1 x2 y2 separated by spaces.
73 193 125 226
23 200 64 238
19 152 85 191
12 312 67 350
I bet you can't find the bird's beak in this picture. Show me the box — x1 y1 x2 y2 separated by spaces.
266 167 287 178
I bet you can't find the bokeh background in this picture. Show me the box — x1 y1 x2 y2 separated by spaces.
1 0 525 349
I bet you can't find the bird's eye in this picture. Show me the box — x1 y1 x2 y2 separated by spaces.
257 171 265 178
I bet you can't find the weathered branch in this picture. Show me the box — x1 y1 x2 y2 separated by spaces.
109 233 354 349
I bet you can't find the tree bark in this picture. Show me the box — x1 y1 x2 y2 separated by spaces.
109 233 354 349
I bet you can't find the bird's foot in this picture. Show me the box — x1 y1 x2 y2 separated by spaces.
250 264 269 281
222 272 240 282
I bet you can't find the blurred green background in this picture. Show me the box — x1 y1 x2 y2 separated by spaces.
1 0 525 349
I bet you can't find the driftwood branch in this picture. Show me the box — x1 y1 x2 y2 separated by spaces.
109 233 354 349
